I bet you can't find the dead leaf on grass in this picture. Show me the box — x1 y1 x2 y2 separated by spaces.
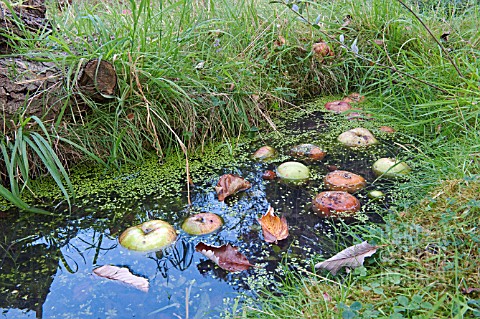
440 31 450 41
274 35 286 46
315 241 378 275
258 207 289 243
215 174 251 201
93 265 149 292
195 242 254 272
461 287 480 295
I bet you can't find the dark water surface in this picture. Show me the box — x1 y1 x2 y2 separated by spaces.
0 108 407 318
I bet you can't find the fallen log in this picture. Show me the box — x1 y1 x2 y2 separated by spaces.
1 0 117 132
1 58 118 133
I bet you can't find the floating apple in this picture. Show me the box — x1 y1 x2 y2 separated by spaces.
262 170 276 180
346 111 372 121
337 128 378 148
372 158 411 178
182 213 224 235
252 146 276 161
379 126 396 133
312 191 360 218
324 170 366 193
276 161 310 185
368 190 385 199
290 144 327 161
119 220 177 252
324 101 352 113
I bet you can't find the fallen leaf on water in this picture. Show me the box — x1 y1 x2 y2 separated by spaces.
258 207 289 243
315 241 378 275
93 265 149 292
215 174 251 201
195 242 254 272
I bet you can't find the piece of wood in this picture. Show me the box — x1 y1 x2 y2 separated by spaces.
0 0 50 54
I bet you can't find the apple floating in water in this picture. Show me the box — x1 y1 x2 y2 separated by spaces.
312 191 361 218
337 128 378 148
262 170 276 180
290 144 327 161
324 170 366 193
372 158 411 179
252 146 276 161
324 101 352 113
181 213 224 235
276 161 310 185
368 190 385 199
119 220 177 252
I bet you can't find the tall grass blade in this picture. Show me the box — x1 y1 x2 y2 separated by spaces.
0 184 53 215
27 133 74 209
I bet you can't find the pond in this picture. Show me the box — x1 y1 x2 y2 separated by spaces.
0 99 411 318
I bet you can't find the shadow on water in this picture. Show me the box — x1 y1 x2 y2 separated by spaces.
0 108 410 318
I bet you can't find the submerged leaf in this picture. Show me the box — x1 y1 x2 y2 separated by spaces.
93 265 149 292
214 174 251 201
195 242 254 272
258 207 289 243
315 241 378 275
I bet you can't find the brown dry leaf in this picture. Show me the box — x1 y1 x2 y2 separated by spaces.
340 15 351 30
195 242 254 272
440 31 450 42
315 241 378 275
258 207 289 243
312 42 334 63
93 265 149 292
323 292 332 302
274 35 286 46
215 174 251 201
461 287 480 294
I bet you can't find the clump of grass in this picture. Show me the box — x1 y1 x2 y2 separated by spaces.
235 178 480 318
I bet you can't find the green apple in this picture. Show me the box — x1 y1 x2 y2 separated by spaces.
276 161 310 185
119 220 177 252
182 213 224 235
372 158 411 178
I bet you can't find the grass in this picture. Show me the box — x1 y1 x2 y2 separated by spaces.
235 178 480 318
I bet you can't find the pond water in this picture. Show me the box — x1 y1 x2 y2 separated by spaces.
0 103 409 318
